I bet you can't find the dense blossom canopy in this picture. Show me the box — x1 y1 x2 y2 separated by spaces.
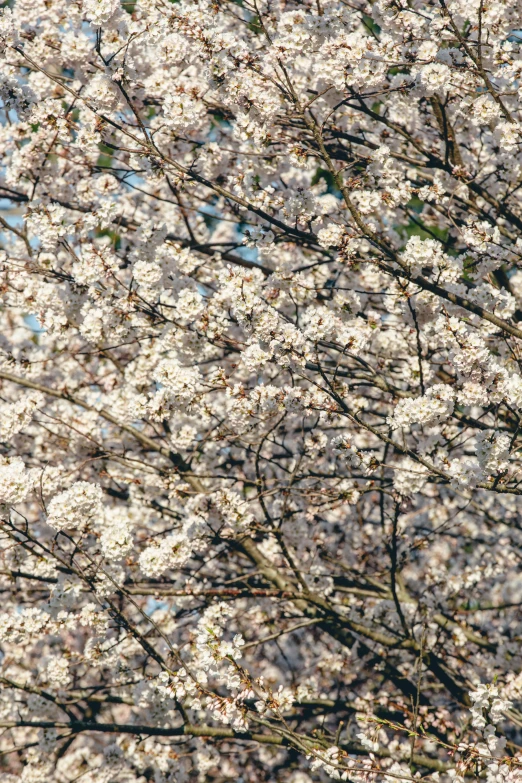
1 0 522 780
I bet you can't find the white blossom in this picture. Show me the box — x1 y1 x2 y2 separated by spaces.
46 483 103 531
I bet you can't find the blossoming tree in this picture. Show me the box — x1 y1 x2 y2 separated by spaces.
1 0 522 779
